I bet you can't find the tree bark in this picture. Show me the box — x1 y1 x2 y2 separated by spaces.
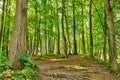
8 0 28 69
103 10 107 61
62 0 68 57
56 0 60 55
64 0 72 55
73 0 77 55
0 0 6 50
81 0 86 54
89 0 93 57
104 0 117 71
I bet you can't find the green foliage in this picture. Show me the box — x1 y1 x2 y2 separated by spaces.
0 51 39 80
13 66 39 80
0 50 6 62
94 56 109 66
117 63 120 70
0 51 12 71
17 54 30 63
31 62 38 68
17 53 38 68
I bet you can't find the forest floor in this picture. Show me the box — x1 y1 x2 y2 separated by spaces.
31 55 120 80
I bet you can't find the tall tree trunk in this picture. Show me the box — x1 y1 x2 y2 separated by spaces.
103 10 107 61
104 0 117 71
2 0 9 51
56 0 60 55
34 0 39 54
81 0 85 54
89 0 93 57
8 0 28 69
72 0 77 55
48 10 54 54
64 0 72 55
38 8 42 56
6 0 11 56
62 0 68 57
0 0 6 50
44 0 48 55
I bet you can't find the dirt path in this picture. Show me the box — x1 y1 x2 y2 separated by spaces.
32 55 119 80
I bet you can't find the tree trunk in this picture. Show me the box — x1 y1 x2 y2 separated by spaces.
6 0 11 56
103 10 107 61
8 0 28 69
56 0 60 55
64 0 72 55
73 0 77 55
33 0 38 55
81 0 86 54
62 0 68 57
44 0 48 55
38 8 42 56
104 0 117 71
89 0 93 57
0 0 6 50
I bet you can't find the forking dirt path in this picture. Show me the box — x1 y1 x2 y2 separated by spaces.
31 55 120 80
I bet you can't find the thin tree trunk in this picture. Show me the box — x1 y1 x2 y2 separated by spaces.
73 0 77 55
35 0 39 55
56 0 60 56
64 1 72 55
2 0 9 51
0 0 6 50
62 0 68 57
103 10 107 61
89 0 93 57
81 0 85 54
6 0 11 56
48 10 54 54
38 8 42 56
44 0 48 55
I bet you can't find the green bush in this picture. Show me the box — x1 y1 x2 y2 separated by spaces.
17 53 38 68
17 54 30 63
0 51 12 71
0 50 6 62
13 66 39 80
0 51 39 80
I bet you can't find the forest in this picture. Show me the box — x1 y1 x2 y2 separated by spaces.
0 0 120 80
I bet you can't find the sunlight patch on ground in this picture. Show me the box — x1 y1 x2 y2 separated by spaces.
66 65 88 70
49 58 67 61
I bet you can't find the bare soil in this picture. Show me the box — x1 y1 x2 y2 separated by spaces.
31 55 119 80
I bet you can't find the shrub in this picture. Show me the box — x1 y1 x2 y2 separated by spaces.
0 51 39 80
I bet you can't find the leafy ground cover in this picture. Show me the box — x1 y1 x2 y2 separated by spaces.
0 51 39 80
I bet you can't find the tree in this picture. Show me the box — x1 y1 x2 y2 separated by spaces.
62 0 68 57
56 0 60 55
72 0 77 55
43 0 48 55
89 0 93 57
0 0 6 50
65 0 72 55
81 0 86 54
8 0 28 69
104 0 117 71
103 9 107 61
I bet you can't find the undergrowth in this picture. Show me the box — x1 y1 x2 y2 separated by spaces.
0 51 39 80
94 56 120 77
